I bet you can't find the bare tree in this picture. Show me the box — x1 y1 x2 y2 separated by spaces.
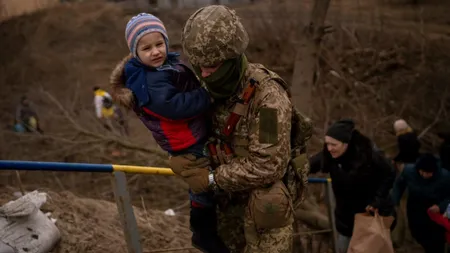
291 0 331 116
290 0 332 252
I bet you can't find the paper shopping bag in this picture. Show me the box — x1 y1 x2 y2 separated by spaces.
347 212 395 253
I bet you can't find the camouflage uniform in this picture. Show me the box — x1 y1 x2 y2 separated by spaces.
182 5 312 253
212 64 293 253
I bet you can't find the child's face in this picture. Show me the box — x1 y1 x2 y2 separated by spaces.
137 32 167 68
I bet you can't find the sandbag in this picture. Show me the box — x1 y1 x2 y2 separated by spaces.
0 191 61 253
347 212 395 253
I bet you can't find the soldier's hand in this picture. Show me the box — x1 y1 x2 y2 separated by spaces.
180 168 210 194
168 154 211 176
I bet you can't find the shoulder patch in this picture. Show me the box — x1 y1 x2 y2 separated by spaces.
259 107 278 144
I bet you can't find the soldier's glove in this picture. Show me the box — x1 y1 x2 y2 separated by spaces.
168 154 210 176
180 168 210 194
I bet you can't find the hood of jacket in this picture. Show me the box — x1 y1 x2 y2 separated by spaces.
110 54 134 109
110 53 182 109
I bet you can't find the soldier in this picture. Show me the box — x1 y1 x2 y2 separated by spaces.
168 5 312 253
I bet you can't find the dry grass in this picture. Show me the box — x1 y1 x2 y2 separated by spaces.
0 188 197 253
235 0 450 156
1 0 450 252
0 0 59 21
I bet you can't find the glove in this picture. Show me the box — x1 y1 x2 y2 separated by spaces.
168 154 211 176
180 168 210 194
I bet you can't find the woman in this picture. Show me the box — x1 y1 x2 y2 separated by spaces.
393 119 421 165
309 119 396 253
391 153 450 253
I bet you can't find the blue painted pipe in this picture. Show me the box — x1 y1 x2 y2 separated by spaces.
0 160 113 173
0 160 331 183
308 177 330 183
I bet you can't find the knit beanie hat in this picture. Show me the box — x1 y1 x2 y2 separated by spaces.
326 119 355 143
416 153 438 172
125 13 169 59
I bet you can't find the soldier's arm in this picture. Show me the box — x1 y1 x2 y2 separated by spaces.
214 80 292 192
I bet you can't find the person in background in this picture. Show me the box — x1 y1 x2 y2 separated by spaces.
392 153 450 253
427 202 450 253
93 86 114 127
15 96 43 134
309 119 396 253
93 86 128 135
393 119 421 165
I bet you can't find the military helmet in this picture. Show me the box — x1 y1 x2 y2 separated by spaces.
182 5 249 67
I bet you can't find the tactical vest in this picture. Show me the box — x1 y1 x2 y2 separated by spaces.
209 64 312 206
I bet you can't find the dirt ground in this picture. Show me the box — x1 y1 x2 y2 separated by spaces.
1 0 450 252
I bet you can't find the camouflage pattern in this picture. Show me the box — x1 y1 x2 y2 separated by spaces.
211 63 294 252
289 153 310 205
212 63 292 192
181 5 309 252
216 196 293 253
291 107 313 152
182 5 249 67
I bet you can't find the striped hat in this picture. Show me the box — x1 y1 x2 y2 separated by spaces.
125 13 168 59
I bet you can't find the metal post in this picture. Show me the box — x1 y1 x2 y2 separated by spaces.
112 171 142 253
325 178 338 253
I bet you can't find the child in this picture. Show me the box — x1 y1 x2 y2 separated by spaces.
110 13 228 253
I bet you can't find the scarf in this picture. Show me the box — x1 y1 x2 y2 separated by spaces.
193 54 248 100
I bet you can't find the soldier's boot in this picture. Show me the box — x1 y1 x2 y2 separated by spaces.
190 204 230 253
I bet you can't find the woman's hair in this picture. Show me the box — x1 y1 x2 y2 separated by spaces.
322 129 374 171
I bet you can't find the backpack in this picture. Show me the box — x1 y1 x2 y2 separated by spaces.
249 64 313 205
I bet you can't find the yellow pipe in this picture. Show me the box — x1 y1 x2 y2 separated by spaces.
113 165 175 175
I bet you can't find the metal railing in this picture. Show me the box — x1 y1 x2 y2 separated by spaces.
0 160 338 253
